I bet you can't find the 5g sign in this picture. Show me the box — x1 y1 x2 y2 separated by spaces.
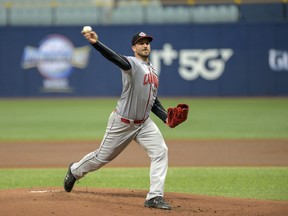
151 43 233 81
179 48 233 80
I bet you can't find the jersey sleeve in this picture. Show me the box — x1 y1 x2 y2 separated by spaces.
92 41 131 70
151 97 167 123
123 57 140 75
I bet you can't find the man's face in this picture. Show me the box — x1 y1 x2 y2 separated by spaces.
132 38 151 59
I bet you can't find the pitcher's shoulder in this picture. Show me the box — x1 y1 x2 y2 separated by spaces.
124 56 143 68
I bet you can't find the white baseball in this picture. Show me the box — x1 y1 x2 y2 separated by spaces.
82 26 92 33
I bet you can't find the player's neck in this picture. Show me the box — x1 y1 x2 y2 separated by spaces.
136 55 149 63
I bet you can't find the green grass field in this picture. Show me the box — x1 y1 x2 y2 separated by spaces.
0 98 287 141
1 167 288 201
0 98 288 201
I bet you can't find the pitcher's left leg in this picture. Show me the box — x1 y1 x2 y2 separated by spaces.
135 118 169 200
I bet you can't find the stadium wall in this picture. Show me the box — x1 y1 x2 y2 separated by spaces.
0 23 287 97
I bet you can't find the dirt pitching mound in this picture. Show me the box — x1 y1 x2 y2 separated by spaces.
0 187 287 216
1 140 288 215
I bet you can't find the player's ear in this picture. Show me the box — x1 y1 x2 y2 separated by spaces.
132 45 136 52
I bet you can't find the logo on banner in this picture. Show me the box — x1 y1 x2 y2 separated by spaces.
269 49 288 71
151 43 233 80
21 34 91 92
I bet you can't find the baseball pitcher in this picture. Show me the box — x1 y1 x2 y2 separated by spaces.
64 28 189 210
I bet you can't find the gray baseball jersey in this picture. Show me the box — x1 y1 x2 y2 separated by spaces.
116 56 159 121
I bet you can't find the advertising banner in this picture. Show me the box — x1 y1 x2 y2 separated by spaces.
0 23 287 97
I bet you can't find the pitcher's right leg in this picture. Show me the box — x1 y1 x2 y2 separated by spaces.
64 111 138 192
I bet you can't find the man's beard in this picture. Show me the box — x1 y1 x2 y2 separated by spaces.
138 49 150 58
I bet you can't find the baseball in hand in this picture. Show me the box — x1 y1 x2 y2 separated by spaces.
82 26 92 33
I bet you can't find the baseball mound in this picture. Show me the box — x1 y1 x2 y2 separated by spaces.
0 140 288 215
1 187 287 216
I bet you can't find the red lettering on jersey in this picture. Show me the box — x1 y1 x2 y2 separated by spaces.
143 72 159 88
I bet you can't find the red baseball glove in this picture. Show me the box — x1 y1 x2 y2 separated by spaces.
167 104 189 128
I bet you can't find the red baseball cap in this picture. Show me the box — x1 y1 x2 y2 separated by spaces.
131 32 153 45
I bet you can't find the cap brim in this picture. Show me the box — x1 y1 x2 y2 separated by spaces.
133 36 153 45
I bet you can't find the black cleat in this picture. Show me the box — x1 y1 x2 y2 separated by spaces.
144 196 171 210
64 163 76 192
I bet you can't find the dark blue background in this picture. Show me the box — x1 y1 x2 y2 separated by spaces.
0 23 287 97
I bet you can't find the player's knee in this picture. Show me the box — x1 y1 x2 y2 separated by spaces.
151 145 168 160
